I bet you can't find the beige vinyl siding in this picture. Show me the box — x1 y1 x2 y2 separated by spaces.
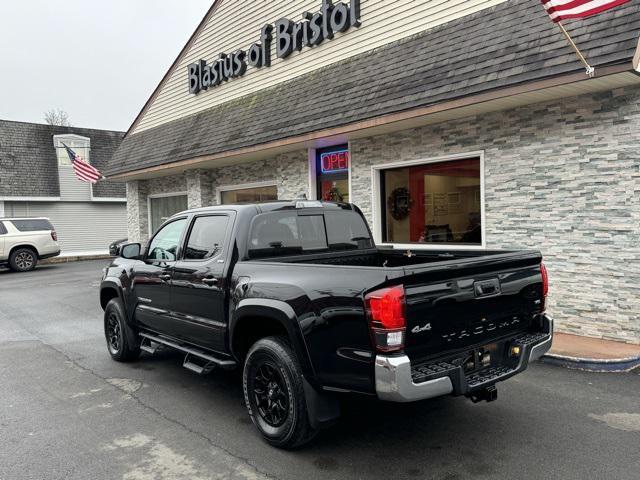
133 0 510 134
4 202 127 253
58 166 92 201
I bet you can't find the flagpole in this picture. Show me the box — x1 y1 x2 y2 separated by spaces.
556 21 595 77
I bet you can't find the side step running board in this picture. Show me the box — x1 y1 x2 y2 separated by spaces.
140 337 161 354
139 332 236 373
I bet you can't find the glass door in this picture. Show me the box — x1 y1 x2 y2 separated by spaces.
316 145 350 203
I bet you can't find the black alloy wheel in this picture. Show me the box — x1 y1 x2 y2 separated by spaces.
243 336 317 448
253 362 290 428
106 311 122 355
103 298 140 362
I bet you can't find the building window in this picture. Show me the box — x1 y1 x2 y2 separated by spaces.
316 145 349 202
53 135 90 166
218 183 277 204
380 157 483 246
149 194 188 234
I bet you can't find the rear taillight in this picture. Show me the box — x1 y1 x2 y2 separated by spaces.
365 285 406 352
51 230 57 241
540 262 549 311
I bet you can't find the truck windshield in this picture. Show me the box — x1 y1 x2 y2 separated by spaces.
248 210 373 258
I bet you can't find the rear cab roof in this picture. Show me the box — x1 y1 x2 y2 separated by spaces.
175 200 357 218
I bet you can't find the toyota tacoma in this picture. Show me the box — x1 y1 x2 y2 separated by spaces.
100 201 553 448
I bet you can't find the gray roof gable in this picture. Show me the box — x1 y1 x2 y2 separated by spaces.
0 120 125 198
107 0 640 177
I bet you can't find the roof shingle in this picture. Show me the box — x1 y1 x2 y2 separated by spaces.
0 120 125 198
107 0 640 177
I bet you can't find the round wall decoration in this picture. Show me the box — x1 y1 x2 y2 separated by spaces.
388 187 412 220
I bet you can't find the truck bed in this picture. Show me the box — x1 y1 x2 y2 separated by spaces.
243 247 544 390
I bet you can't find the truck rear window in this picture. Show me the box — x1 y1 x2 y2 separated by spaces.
248 210 373 258
10 219 53 232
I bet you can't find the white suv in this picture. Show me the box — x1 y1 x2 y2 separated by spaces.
0 218 61 272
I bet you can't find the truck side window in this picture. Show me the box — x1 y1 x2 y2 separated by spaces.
0 222 7 235
324 211 373 250
147 218 186 262
248 212 327 257
184 215 229 260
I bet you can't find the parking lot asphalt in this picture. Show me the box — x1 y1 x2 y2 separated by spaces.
1 260 639 480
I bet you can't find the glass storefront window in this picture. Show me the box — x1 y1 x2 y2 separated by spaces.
219 185 278 204
316 145 349 203
380 158 482 246
149 194 188 233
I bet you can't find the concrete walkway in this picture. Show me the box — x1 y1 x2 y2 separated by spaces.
545 333 640 372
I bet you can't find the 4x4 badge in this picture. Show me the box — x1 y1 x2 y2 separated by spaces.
412 323 432 334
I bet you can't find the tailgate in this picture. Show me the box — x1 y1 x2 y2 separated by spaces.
401 251 544 361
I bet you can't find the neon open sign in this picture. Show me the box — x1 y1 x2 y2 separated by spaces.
320 150 349 173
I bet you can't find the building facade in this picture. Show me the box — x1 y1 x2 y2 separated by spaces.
0 120 127 254
107 0 640 344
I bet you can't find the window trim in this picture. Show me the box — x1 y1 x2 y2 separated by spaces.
180 213 232 263
215 180 277 204
147 191 188 235
53 134 91 167
370 151 486 251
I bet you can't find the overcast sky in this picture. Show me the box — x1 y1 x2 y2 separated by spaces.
0 0 211 132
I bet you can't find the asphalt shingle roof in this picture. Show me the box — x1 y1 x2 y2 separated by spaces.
0 120 125 198
107 0 640 177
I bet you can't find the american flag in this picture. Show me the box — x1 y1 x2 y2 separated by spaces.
62 143 104 184
541 0 631 23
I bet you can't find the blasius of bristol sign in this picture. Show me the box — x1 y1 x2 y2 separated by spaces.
188 0 361 94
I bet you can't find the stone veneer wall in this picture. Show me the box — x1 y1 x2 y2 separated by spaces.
350 86 640 344
125 86 640 344
126 152 308 241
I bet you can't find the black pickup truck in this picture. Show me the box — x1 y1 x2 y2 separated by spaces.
100 200 552 448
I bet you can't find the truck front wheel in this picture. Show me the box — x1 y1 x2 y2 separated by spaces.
242 336 317 448
104 298 140 362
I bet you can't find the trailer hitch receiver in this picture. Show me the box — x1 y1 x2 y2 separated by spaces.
468 385 498 403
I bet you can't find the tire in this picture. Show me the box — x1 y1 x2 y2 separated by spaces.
9 247 37 272
104 298 140 362
243 336 317 449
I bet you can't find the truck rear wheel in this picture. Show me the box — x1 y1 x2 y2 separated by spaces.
242 336 317 449
104 298 140 362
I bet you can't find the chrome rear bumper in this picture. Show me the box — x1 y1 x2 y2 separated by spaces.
375 314 554 402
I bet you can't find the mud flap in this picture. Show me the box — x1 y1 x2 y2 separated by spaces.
302 378 341 429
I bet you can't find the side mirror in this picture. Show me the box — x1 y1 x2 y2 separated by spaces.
119 243 142 260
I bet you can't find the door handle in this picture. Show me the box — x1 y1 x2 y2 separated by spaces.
203 277 218 286
159 274 171 282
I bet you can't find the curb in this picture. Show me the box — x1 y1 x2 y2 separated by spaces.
541 353 640 373
41 254 112 265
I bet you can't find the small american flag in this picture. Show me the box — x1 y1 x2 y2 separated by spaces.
541 0 631 23
62 143 104 184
